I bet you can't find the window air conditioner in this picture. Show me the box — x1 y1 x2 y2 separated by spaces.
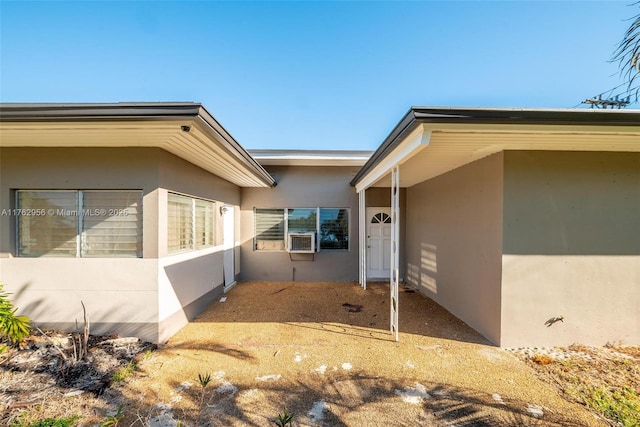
287 232 316 253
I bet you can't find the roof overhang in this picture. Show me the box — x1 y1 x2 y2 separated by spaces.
0 102 276 188
249 149 372 166
352 107 640 191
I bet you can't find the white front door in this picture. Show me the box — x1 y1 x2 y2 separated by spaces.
366 207 392 279
222 205 235 290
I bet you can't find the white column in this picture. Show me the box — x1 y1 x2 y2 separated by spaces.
358 189 367 289
390 165 400 341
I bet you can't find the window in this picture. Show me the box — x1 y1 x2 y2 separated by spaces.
319 208 349 250
254 207 349 251
16 190 142 257
194 199 215 249
168 193 217 253
287 208 316 233
371 212 391 224
255 208 285 250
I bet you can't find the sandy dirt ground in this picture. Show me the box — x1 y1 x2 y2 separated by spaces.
115 281 606 426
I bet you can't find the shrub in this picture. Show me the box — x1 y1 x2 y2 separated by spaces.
0 283 31 344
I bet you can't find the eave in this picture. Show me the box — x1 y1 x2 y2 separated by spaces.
0 102 276 188
352 107 640 190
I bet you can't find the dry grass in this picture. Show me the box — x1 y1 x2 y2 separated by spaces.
531 354 555 366
521 345 640 426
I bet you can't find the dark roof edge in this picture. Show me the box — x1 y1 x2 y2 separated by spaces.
350 106 640 187
196 106 276 187
0 102 277 187
0 102 203 120
410 106 640 126
349 108 418 186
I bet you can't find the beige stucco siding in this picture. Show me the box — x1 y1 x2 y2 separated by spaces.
0 147 161 258
501 151 640 347
405 153 504 345
155 150 241 335
240 166 360 281
0 258 159 338
0 147 241 342
0 147 162 340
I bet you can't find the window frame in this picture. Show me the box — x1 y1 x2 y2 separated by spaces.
254 207 350 252
254 208 287 251
15 189 143 258
167 192 219 254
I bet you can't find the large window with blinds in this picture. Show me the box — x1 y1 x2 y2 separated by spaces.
167 193 217 253
254 207 349 251
16 190 143 257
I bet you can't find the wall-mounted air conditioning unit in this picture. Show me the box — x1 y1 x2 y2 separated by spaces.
287 232 316 253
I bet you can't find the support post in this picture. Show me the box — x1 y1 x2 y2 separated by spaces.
358 189 367 289
390 165 400 341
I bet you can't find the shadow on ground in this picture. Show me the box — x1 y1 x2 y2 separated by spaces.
192 281 490 346
105 371 588 427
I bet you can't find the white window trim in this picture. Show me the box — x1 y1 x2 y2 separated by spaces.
254 207 350 252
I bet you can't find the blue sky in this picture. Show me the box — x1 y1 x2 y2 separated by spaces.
0 1 636 150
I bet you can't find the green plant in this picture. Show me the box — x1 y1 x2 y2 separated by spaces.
584 386 640 427
198 372 212 388
0 283 31 344
112 360 137 383
100 405 124 427
195 373 212 427
274 408 294 427
14 416 80 427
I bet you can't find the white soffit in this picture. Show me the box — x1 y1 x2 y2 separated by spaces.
368 126 640 188
355 125 431 193
0 120 272 187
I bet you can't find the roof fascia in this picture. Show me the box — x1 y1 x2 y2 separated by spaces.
351 107 640 187
0 102 202 121
350 108 418 186
354 125 430 193
0 102 276 187
195 106 276 187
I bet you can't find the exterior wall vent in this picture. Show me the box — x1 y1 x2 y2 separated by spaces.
287 232 316 253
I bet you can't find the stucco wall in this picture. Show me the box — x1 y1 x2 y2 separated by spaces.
240 166 360 282
0 147 162 341
501 151 640 347
155 151 241 338
405 153 504 345
158 249 225 342
0 147 161 258
0 147 241 342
